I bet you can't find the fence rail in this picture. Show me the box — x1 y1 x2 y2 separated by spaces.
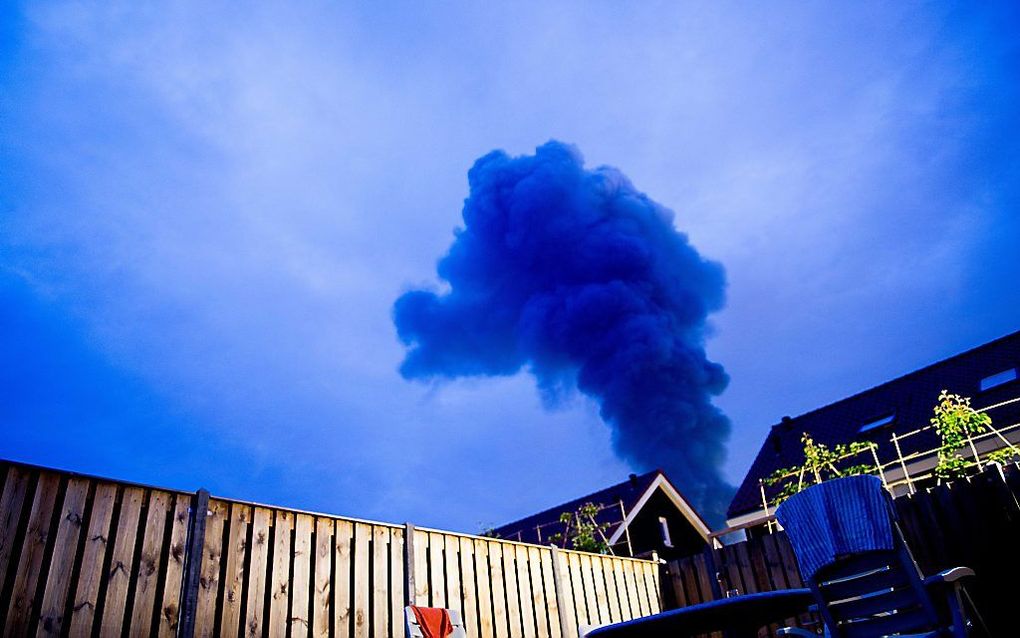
0 460 660 638
663 462 1020 637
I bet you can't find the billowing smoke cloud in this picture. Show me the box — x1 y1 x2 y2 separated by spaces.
394 141 733 523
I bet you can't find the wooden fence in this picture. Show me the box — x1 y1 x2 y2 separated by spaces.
663 463 1020 637
0 460 660 637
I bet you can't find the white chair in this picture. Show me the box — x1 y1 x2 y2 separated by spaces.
404 605 468 638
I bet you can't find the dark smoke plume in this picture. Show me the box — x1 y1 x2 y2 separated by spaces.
394 141 734 523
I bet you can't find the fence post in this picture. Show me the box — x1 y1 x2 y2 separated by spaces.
178 488 210 638
549 545 573 637
404 523 416 607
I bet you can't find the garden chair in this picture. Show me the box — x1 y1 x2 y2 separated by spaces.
775 475 975 637
405 605 467 638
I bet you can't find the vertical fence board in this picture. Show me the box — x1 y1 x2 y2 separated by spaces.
371 526 390 638
195 499 226 637
427 532 446 609
502 543 523 637
0 466 31 593
412 529 429 607
313 518 333 638
100 486 145 636
291 514 313 638
126 489 171 637
389 528 404 638
243 507 272 638
445 534 463 622
514 545 536 638
36 478 89 636
487 542 509 638
473 540 495 638
539 548 562 638
220 503 252 638
68 483 117 636
334 519 354 638
526 546 549 637
268 510 294 638
6 473 59 635
352 522 370 638
459 537 478 638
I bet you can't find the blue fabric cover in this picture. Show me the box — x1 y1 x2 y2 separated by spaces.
775 475 894 580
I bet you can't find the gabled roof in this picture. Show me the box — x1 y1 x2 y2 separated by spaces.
728 329 1020 520
492 469 711 545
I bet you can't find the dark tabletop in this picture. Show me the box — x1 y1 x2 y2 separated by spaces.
586 588 814 637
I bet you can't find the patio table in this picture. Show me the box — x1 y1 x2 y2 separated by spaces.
585 588 814 638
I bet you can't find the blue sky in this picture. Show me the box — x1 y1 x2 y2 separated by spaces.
2 2 1018 531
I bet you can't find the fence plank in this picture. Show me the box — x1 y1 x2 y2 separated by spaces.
352 522 371 638
243 507 272 638
334 519 354 638
428 532 446 609
220 503 252 638
514 545 536 638
502 544 523 637
68 483 117 636
0 466 31 593
268 510 294 638
100 485 145 636
487 542 509 638
526 546 549 636
371 526 390 638
389 528 404 638
539 547 563 638
412 529 429 606
313 518 333 638
36 478 89 636
473 539 495 638
6 473 59 636
445 534 463 621
126 489 171 637
459 537 478 638
566 551 588 629
291 513 314 638
196 498 226 637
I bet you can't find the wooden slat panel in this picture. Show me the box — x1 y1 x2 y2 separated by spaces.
100 486 145 636
578 553 599 626
196 498 226 637
459 537 478 638
539 549 562 638
126 489 171 637
473 539 495 638
389 529 404 638
566 552 588 629
585 553 607 626
501 543 523 637
641 561 661 614
68 483 117 636
221 503 253 638
514 545 536 638
412 530 429 606
291 514 314 638
6 473 59 636
313 518 333 638
334 519 354 638
445 534 462 620
36 478 89 636
621 556 644 618
526 546 549 637
598 556 622 624
352 523 371 638
268 510 294 638
486 542 509 638
244 508 272 638
371 526 390 638
428 532 446 609
552 549 578 638
0 466 31 590
157 494 190 637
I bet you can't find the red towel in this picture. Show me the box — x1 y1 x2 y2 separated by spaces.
411 606 454 638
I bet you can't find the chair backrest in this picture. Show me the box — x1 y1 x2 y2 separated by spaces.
405 606 468 638
776 476 941 638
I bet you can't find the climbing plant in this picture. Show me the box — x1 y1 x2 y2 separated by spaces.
548 502 611 554
763 433 876 506
931 390 992 480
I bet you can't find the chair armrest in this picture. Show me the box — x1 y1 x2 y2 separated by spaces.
776 628 818 637
923 566 975 587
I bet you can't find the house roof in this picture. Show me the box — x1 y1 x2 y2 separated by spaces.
492 469 710 545
728 329 1020 520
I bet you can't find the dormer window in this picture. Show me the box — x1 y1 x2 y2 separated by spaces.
859 412 895 434
980 368 1017 392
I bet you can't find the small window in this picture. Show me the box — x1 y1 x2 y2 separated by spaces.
658 516 673 548
859 413 895 434
980 369 1017 392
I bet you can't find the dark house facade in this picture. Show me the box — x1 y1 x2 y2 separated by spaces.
728 329 1020 533
491 470 710 560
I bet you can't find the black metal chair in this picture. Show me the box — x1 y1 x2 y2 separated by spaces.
775 475 975 637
